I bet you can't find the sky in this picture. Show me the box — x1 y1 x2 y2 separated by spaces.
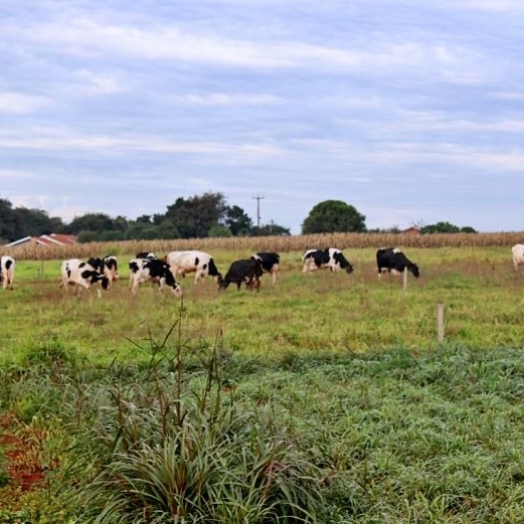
2 0 524 235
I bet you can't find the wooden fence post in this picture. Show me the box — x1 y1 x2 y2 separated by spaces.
437 302 445 343
403 266 408 291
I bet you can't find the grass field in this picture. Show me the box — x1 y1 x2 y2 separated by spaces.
1 243 524 522
1 245 522 364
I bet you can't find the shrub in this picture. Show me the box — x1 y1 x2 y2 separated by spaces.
62 326 325 523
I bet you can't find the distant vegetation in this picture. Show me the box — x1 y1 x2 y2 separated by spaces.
0 194 478 244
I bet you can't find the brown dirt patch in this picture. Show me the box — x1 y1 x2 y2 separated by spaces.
0 413 46 492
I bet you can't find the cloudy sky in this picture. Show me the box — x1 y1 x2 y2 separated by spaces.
2 0 524 234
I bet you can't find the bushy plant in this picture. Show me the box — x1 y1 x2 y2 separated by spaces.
62 323 325 523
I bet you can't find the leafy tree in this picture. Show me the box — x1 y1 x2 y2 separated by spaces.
253 223 291 236
100 230 125 241
208 225 232 238
224 205 253 236
77 231 100 243
13 207 63 238
67 213 119 235
163 192 228 238
0 198 16 242
302 200 366 234
136 227 160 240
421 221 477 234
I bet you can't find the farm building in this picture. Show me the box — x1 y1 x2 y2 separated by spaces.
5 233 78 248
401 226 421 236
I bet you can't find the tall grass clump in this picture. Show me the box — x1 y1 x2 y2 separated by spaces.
63 314 325 523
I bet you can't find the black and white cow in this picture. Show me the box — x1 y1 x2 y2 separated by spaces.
0 255 15 290
166 250 222 284
218 258 263 292
376 247 420 278
252 252 280 285
60 258 110 294
87 255 119 284
511 244 524 271
135 252 157 260
128 258 182 296
302 248 354 274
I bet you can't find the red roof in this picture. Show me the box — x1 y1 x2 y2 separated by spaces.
36 234 77 246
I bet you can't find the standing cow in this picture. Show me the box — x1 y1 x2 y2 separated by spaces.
166 250 222 284
129 258 183 296
87 255 119 284
60 259 110 295
511 244 524 271
376 247 420 278
218 258 263 292
252 252 280 284
302 248 354 274
135 252 157 260
0 255 15 290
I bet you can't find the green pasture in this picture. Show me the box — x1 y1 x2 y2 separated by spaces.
2 246 523 365
2 245 524 523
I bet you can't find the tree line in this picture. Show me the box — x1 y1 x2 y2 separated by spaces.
0 194 476 244
0 193 291 244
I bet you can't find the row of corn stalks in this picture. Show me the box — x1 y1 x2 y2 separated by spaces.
2 232 522 261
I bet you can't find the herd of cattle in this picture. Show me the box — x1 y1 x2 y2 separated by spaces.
1 243 523 295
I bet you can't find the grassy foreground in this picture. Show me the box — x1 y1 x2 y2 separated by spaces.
2 342 524 522
1 244 524 522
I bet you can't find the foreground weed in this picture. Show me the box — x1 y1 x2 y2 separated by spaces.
62 306 324 523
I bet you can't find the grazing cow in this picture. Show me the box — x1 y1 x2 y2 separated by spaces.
302 248 354 274
252 252 280 285
60 259 110 294
166 250 222 284
135 252 157 260
128 258 182 296
87 255 119 284
0 255 15 290
218 258 263 292
512 244 524 271
376 247 420 278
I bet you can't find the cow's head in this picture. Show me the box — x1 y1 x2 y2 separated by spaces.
333 251 354 274
410 263 420 278
217 275 228 291
344 261 355 274
160 263 183 297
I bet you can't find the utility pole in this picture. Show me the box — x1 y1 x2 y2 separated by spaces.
252 194 264 229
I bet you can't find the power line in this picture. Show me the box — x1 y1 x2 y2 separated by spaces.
252 194 265 229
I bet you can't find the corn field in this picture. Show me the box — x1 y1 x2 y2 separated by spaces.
3 232 523 260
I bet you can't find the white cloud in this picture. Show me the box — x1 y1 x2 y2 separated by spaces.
173 93 281 106
0 92 51 114
0 169 34 179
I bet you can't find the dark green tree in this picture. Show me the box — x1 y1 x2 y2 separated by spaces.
0 198 16 242
67 213 119 235
253 223 291 236
421 221 476 234
77 231 100 243
163 192 228 238
302 200 366 234
224 205 253 236
13 207 63 238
